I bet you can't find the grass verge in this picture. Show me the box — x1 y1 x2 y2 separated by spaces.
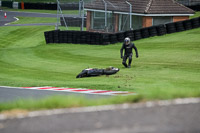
10 16 58 24
0 95 142 112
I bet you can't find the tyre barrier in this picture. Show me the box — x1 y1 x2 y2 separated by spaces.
60 17 86 27
191 17 200 28
2 1 13 8
44 30 111 45
156 24 167 36
102 33 110 45
44 17 200 45
116 32 125 42
124 30 134 41
183 19 193 30
148 26 158 37
141 27 150 38
23 3 57 10
60 3 79 10
109 34 118 44
175 21 185 32
133 29 142 40
166 22 177 34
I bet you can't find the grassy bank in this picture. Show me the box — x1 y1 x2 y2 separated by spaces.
0 24 200 112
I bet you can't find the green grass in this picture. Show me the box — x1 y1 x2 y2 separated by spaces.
0 95 142 112
0 24 200 112
10 17 58 24
8 17 85 30
190 11 200 19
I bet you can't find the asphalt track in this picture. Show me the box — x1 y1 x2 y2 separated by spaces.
0 98 200 133
0 10 78 26
0 86 109 103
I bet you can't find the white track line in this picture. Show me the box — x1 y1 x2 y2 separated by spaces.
4 17 19 26
0 98 199 120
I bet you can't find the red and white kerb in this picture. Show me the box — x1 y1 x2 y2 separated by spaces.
22 87 134 95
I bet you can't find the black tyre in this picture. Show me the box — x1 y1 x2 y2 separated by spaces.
148 26 158 37
166 23 176 34
183 20 192 30
133 29 142 40
156 24 167 36
141 27 150 38
175 21 185 32
53 30 59 43
124 30 134 41
116 32 125 42
109 34 118 44
191 17 200 28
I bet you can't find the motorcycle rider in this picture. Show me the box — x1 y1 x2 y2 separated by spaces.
120 37 139 68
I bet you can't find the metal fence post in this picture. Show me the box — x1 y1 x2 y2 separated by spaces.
81 0 84 31
102 0 107 31
126 1 132 30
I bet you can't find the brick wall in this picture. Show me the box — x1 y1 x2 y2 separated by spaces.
142 16 153 28
173 16 189 22
86 11 91 31
114 14 119 32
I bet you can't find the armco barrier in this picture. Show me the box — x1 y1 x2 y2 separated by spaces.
44 17 200 45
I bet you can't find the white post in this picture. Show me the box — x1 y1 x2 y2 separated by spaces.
102 0 107 29
81 0 84 31
13 2 19 9
79 0 82 17
57 0 68 30
56 0 59 30
126 1 132 30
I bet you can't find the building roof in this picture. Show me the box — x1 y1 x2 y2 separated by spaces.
85 0 195 15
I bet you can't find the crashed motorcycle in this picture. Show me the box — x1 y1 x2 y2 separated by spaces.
76 66 120 78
